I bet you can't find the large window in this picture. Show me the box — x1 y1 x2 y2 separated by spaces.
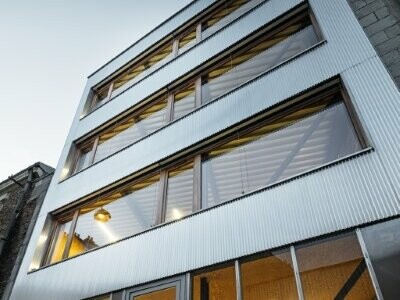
202 88 363 208
41 81 367 268
85 0 265 115
68 6 322 178
361 218 400 299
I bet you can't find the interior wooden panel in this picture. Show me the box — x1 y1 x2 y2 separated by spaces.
193 265 236 300
133 287 176 300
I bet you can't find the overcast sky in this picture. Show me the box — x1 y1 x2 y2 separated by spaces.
0 0 192 181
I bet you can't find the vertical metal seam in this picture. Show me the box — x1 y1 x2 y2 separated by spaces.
356 229 384 300
186 272 192 300
291 246 304 300
235 260 242 300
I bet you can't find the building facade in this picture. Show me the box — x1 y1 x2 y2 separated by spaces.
0 163 53 300
9 0 400 299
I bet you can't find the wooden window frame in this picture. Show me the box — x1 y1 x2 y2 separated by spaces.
84 0 261 116
69 4 319 179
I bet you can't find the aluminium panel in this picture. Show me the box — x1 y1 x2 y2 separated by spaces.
76 0 305 139
10 152 400 299
9 0 400 299
87 0 217 86
44 0 380 213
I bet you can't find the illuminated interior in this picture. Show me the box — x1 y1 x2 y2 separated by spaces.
133 287 176 300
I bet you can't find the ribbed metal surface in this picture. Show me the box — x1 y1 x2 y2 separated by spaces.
76 0 303 139
46 0 378 213
88 0 217 86
10 0 400 299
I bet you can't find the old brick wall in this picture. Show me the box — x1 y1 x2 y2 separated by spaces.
0 171 53 299
348 0 400 87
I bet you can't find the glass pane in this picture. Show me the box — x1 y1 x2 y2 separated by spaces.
202 0 264 39
296 233 376 299
179 27 197 54
74 144 93 174
202 94 362 208
202 16 319 104
165 162 194 222
241 249 298 300
111 43 174 97
193 265 236 300
361 218 400 299
94 99 168 163
133 287 176 300
68 174 160 257
92 86 110 110
173 84 196 120
48 221 71 264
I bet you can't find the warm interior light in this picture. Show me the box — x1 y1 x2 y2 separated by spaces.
172 208 183 220
94 207 111 222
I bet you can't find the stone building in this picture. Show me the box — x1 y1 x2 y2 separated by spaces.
0 163 53 299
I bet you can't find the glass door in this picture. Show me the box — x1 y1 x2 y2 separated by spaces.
126 277 184 300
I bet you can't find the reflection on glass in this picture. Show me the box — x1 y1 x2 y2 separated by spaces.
164 162 194 222
111 43 174 98
133 287 176 300
94 99 168 163
48 221 71 264
202 17 319 104
202 96 362 208
241 249 298 300
173 84 196 120
92 86 110 110
193 265 236 300
178 27 197 54
296 234 376 299
202 0 265 39
361 218 400 299
74 143 93 174
68 174 160 257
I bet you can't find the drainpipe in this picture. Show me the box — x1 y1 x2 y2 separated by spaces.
0 167 34 257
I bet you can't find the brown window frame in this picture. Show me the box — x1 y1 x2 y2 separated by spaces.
45 78 370 269
67 3 324 180
83 0 270 116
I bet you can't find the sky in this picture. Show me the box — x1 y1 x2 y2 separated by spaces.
0 0 192 182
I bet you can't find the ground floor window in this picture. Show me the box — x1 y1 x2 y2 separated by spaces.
85 219 400 300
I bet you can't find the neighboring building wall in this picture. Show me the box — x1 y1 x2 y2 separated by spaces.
349 0 400 87
0 164 53 300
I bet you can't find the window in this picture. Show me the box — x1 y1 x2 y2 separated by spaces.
126 277 185 300
68 6 322 178
361 218 400 299
192 265 237 300
241 249 298 299
202 11 319 104
47 81 368 267
295 233 376 299
85 0 264 115
202 87 363 208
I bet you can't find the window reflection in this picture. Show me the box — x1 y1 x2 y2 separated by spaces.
295 234 376 299
193 265 237 300
173 84 196 121
164 161 194 222
202 94 362 208
94 99 168 163
202 15 319 104
48 220 71 264
133 287 176 300
67 174 160 257
361 218 400 299
241 249 298 300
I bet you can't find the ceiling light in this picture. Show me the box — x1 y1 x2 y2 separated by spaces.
94 207 111 223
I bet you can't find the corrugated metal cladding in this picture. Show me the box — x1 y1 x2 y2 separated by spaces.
87 0 217 85
10 0 400 299
76 0 299 138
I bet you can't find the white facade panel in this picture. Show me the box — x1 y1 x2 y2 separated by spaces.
10 0 400 299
